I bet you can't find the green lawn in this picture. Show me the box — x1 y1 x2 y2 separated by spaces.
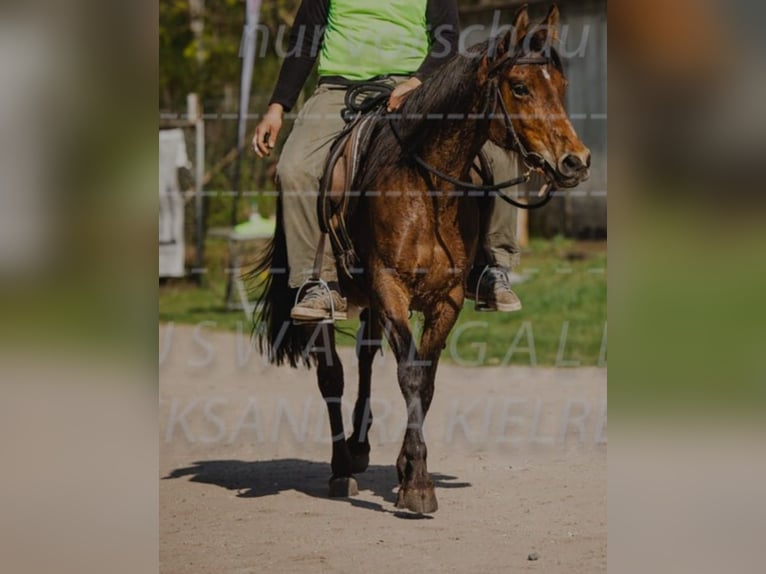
160 236 606 366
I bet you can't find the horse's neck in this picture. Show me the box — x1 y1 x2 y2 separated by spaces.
416 89 490 182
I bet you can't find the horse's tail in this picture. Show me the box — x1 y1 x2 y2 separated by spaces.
249 196 310 368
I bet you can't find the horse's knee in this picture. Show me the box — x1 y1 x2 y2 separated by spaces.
397 362 428 393
317 359 344 399
317 371 343 395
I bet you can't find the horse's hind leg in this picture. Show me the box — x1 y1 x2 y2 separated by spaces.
347 308 383 473
311 323 358 497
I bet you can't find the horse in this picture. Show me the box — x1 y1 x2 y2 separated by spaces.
251 5 591 514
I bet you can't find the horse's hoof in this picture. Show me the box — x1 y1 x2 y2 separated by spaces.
328 476 359 498
349 452 369 474
395 486 438 514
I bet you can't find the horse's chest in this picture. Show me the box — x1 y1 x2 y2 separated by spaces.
368 196 474 291
407 222 468 287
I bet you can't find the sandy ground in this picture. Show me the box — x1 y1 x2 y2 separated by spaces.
160 324 606 573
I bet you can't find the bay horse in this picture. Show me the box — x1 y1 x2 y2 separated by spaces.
252 5 590 513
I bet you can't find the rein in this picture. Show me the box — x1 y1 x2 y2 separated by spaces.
342 48 558 210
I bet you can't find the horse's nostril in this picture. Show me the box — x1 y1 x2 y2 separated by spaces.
561 154 583 174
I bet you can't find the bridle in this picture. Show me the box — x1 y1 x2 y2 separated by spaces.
383 43 564 209
487 49 560 171
340 41 564 209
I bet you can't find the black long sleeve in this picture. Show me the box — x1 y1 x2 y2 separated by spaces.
268 0 461 110
416 0 461 80
268 0 329 111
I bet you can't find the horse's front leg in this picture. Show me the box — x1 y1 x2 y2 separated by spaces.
394 291 462 514
375 278 461 513
311 323 358 497
394 352 439 514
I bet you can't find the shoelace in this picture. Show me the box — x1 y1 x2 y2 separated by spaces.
301 286 328 303
486 268 511 289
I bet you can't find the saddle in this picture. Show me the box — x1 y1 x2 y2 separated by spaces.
317 109 380 280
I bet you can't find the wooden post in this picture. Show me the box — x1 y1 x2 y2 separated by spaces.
516 154 529 248
517 207 529 248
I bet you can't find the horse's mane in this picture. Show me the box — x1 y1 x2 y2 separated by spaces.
359 41 492 188
394 43 489 150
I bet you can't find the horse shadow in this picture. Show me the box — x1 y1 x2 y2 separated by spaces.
163 458 471 517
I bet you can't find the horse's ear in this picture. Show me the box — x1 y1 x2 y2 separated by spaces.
512 4 530 43
543 4 560 45
480 3 528 79
495 3 528 55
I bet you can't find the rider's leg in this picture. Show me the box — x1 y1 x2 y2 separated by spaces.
276 84 348 319
278 84 346 288
469 141 523 312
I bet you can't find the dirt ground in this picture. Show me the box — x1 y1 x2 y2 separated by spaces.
160 325 606 573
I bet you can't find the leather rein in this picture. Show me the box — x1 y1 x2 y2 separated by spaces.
343 47 560 210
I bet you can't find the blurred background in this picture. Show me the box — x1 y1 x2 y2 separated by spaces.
0 0 764 572
609 1 766 572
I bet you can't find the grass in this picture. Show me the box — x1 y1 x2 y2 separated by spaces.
160 236 606 367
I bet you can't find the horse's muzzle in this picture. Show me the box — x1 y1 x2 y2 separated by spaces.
557 151 591 183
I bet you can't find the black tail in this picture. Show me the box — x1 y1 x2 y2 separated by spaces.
248 197 310 368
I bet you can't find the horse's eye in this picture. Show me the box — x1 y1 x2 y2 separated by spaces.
511 83 530 97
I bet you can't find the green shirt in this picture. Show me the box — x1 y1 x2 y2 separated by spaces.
318 0 430 80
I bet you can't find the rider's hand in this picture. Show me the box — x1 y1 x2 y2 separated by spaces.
387 77 422 112
253 103 284 157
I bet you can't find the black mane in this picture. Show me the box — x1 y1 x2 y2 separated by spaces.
359 41 492 188
393 45 488 150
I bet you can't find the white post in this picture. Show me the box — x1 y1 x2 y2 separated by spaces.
188 93 205 280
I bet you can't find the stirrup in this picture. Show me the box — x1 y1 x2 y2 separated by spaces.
292 278 339 325
473 265 495 312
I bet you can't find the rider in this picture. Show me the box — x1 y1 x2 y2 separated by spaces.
253 0 523 321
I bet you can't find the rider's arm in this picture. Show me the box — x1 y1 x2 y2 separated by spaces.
415 0 460 81
268 0 330 112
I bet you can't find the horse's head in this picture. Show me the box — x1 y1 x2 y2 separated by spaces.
482 4 591 188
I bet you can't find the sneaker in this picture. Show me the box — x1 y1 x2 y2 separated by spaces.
290 284 348 321
466 266 522 312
